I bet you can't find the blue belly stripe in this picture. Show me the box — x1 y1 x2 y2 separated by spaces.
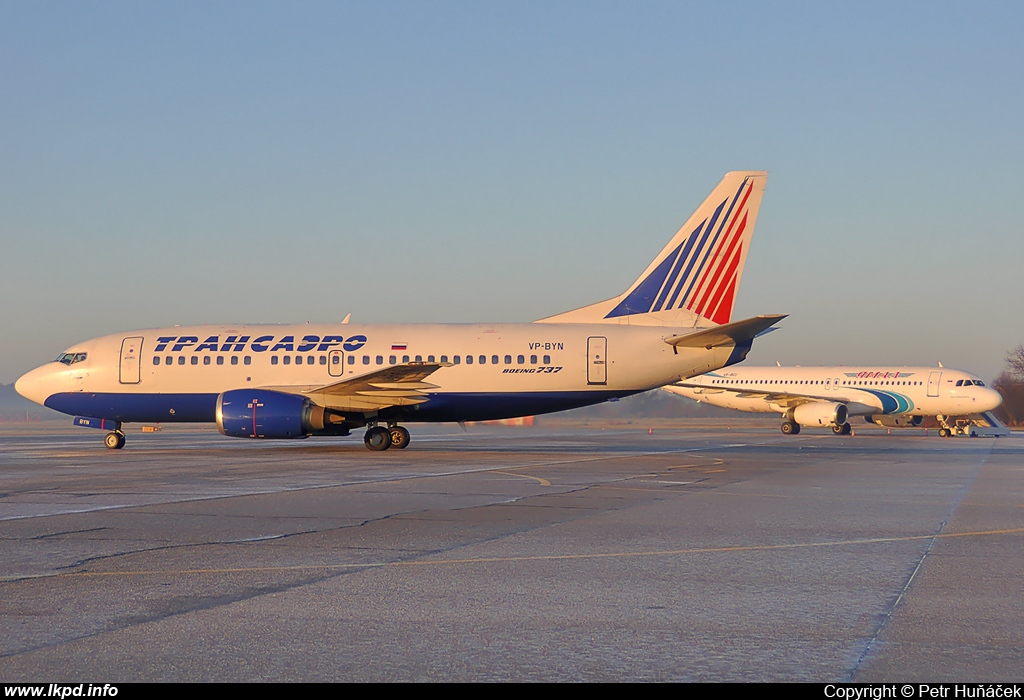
43 390 639 424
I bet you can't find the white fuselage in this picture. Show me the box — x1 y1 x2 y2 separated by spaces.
666 366 1002 420
16 322 748 425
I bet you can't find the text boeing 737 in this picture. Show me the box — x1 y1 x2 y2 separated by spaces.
16 171 784 451
664 365 1003 436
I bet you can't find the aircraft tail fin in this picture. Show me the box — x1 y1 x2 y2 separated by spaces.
537 171 767 327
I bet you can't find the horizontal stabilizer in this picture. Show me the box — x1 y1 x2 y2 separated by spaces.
664 314 787 349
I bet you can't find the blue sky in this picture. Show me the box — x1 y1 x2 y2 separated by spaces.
2 1 1022 382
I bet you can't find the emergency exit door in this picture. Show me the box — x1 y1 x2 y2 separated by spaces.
328 350 345 377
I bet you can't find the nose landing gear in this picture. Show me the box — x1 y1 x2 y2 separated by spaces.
104 431 126 449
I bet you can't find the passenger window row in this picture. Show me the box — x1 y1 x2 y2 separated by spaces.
150 353 554 368
712 379 925 386
154 355 252 366
360 354 551 366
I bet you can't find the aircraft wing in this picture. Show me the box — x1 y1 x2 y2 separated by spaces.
673 382 828 409
263 362 447 412
664 314 787 349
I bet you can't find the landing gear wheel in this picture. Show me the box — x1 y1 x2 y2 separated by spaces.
938 428 951 438
781 421 800 435
364 426 392 451
104 431 125 450
833 423 852 435
389 426 410 449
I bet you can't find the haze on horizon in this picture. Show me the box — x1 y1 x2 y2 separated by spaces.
2 2 1022 385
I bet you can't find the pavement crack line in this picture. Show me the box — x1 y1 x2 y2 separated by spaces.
846 445 993 681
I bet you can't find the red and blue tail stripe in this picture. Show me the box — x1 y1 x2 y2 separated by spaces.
605 175 759 324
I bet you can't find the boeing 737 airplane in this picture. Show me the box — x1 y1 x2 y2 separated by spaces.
16 171 785 451
665 365 1004 436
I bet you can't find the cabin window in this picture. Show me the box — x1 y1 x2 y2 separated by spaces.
543 355 550 363
244 356 251 366
504 355 512 365
217 356 224 365
203 356 211 366
517 355 525 364
530 355 537 364
389 356 396 365
271 356 279 365
153 357 160 366
466 355 473 365
440 355 448 363
415 355 423 362
295 356 302 365
283 356 291 365
428 355 436 362
453 355 460 364
178 356 185 366
231 356 239 366
376 356 383 365
403 355 410 363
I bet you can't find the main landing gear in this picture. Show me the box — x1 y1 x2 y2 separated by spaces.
389 425 411 449
363 424 411 451
104 431 126 449
781 421 852 436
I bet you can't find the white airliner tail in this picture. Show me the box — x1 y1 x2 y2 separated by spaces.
537 171 767 327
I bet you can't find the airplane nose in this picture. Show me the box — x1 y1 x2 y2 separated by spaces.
980 387 1003 413
15 366 52 406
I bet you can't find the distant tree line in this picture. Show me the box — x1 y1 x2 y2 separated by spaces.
993 345 1024 427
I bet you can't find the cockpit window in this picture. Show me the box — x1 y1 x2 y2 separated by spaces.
54 352 87 365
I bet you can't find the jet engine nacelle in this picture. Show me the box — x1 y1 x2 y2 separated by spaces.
867 414 923 428
792 402 849 427
216 389 311 439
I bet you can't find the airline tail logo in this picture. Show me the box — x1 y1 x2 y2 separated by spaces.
605 175 760 324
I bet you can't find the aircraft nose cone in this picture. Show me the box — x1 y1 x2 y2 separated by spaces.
981 387 1003 413
15 366 51 406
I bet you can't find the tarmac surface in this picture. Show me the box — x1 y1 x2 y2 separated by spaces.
0 419 1021 682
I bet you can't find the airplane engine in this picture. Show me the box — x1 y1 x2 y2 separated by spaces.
792 402 849 427
216 389 312 439
867 414 923 428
